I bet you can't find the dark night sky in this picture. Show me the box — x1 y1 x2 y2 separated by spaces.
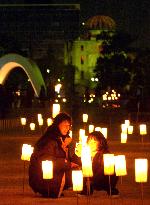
0 0 149 48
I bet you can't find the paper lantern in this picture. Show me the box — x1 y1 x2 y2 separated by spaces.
42 160 53 179
37 114 42 121
79 129 85 142
115 155 127 176
140 124 147 135
72 170 83 191
38 118 43 126
128 125 133 134
47 118 53 126
30 123 35 131
95 127 101 132
101 128 107 139
52 104 60 118
21 118 26 126
89 124 94 133
121 124 127 134
121 133 127 143
135 159 148 182
103 154 115 175
83 114 88 123
81 145 93 177
21 144 34 161
125 120 130 127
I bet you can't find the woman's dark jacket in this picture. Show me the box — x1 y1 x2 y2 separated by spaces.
29 124 80 198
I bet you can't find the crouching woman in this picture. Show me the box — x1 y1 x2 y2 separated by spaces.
29 112 80 198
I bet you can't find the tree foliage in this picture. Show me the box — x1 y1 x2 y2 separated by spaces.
94 30 135 93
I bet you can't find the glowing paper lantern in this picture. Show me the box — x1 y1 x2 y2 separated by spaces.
140 124 147 135
95 127 101 132
103 154 115 175
101 128 107 139
128 125 133 134
81 145 93 177
38 118 43 126
52 104 60 118
30 123 35 131
121 133 127 143
135 159 148 182
82 114 88 123
42 160 53 179
37 114 42 121
115 155 127 176
125 120 130 127
72 170 83 191
79 129 85 142
89 124 94 133
21 144 34 161
47 118 53 126
21 118 26 126
121 124 127 134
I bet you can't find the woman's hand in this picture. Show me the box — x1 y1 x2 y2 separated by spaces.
71 162 79 169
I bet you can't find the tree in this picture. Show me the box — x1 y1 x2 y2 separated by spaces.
94 30 135 95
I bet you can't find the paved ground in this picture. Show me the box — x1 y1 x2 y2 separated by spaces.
0 131 150 205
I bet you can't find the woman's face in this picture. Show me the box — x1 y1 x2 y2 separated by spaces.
88 138 98 153
58 120 71 135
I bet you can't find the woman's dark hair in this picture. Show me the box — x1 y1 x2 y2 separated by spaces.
34 112 71 150
53 112 72 126
87 131 109 152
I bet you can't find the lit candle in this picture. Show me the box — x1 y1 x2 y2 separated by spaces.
128 125 133 134
101 128 107 139
103 154 115 175
72 170 83 191
21 118 26 126
47 118 53 126
121 133 127 143
21 144 34 161
135 159 148 182
52 104 60 118
140 124 147 135
42 160 53 179
89 124 94 133
30 123 35 131
83 114 88 123
115 155 127 176
81 145 93 177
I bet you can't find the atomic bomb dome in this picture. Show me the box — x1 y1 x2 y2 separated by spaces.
85 15 116 30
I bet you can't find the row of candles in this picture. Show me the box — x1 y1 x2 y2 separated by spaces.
21 143 148 192
21 112 147 145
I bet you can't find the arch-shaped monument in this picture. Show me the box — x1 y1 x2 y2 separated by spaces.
0 53 46 97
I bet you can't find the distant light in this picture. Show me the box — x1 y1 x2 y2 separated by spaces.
55 99 58 102
58 79 61 82
82 22 85 25
91 78 94 81
95 78 98 81
62 98 67 102
47 69 50 73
